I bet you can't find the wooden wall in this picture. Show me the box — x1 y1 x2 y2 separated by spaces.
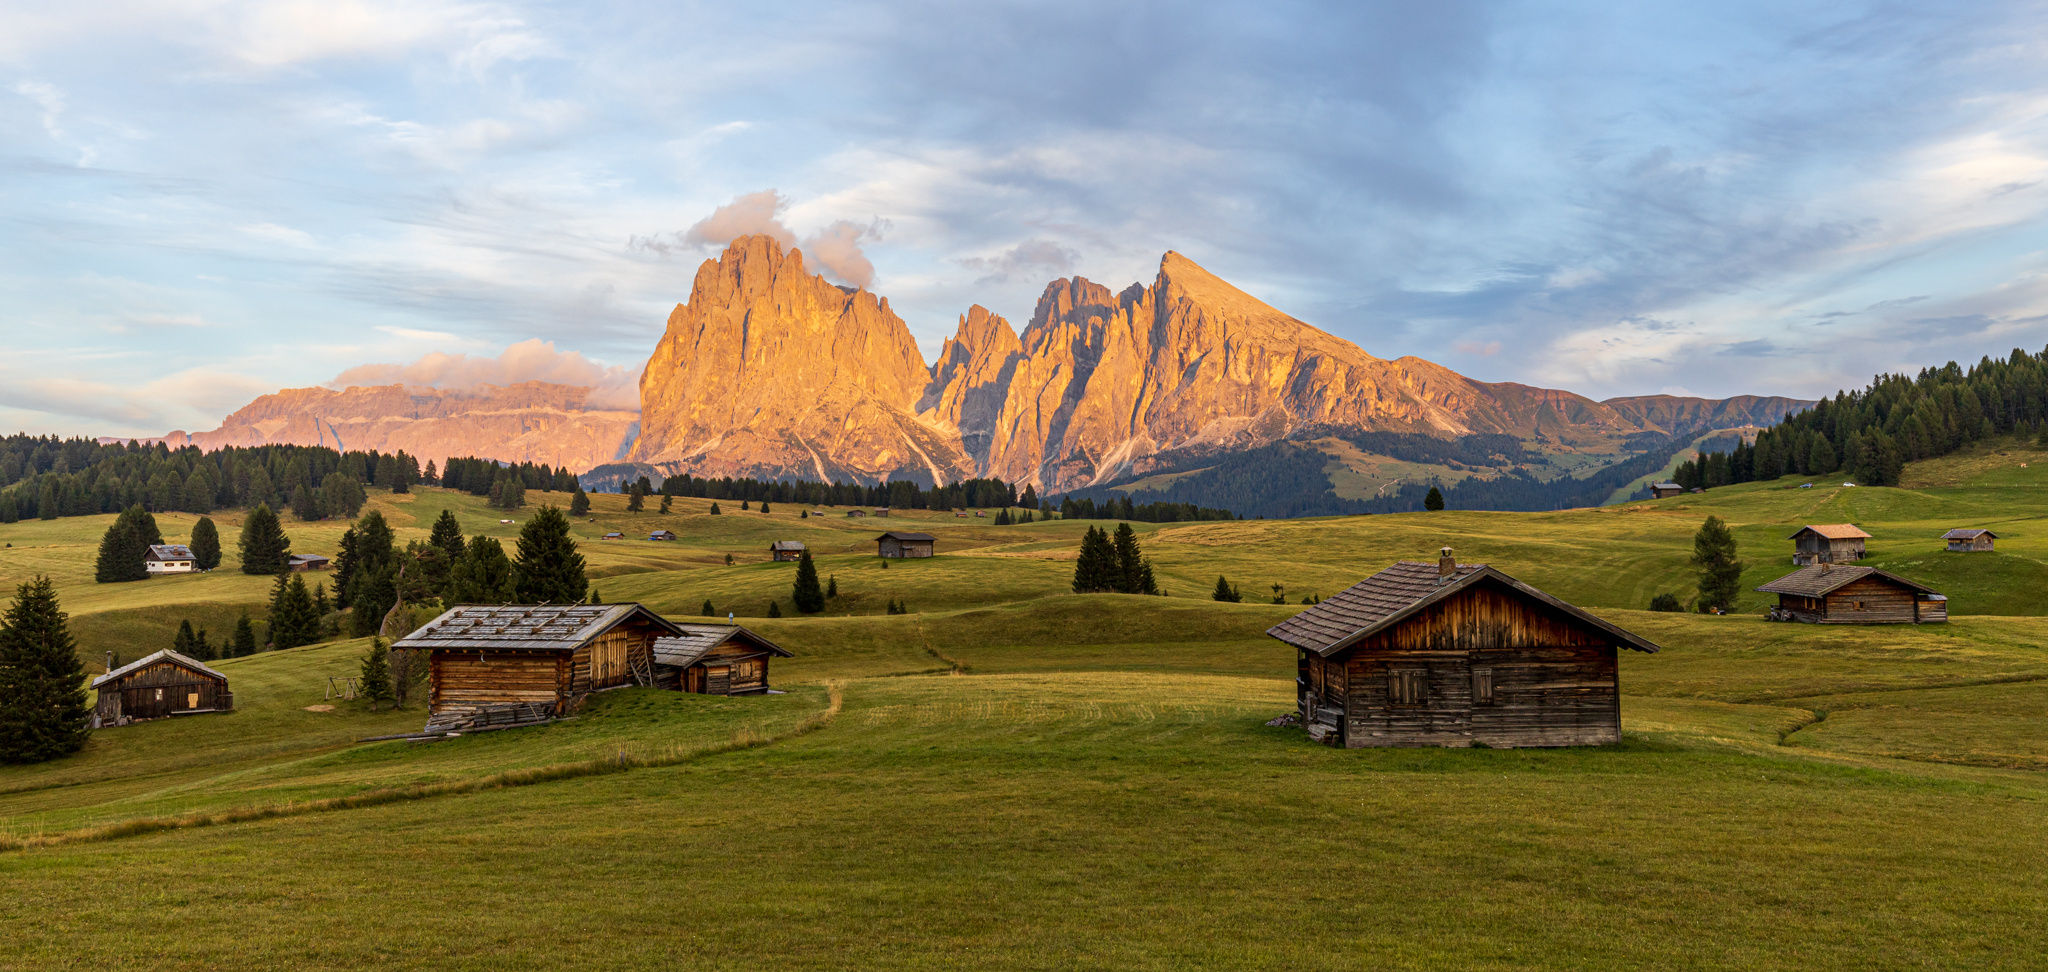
431 652 564 710
566 620 659 695
95 661 231 725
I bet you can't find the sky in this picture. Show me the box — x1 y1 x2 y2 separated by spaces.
6 1 2048 437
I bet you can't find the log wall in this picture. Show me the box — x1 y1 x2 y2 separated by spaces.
96 661 231 725
431 652 565 710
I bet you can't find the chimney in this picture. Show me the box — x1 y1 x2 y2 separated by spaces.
1438 546 1457 582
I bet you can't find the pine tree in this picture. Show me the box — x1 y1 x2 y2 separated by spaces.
291 483 320 521
513 506 587 604
709 502 722 515
429 509 466 563
741 500 750 511
189 516 222 570
94 518 147 583
801 509 809 519
767 601 782 618
231 613 257 658
589 588 602 605
827 574 838 598
448 536 517 604
626 484 644 512
565 486 589 517
702 599 716 617
1691 515 1744 612
1211 575 1243 603
1138 560 1160 596
1020 484 1038 510
1424 486 1445 511
313 582 331 615
792 549 826 613
1071 526 1117 593
191 627 216 661
1810 436 1838 475
360 639 395 710
659 494 672 514
0 576 90 762
173 619 196 656
1111 523 1145 594
238 504 291 574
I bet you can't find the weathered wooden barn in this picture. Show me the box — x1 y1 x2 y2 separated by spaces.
769 540 806 562
876 531 936 558
393 603 686 731
649 530 678 541
1942 528 1997 552
1757 565 1947 623
1266 548 1658 749
91 650 232 727
144 544 197 575
1649 482 1684 499
1788 524 1870 565
652 624 792 695
287 553 330 571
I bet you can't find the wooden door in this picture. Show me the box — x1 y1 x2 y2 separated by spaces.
590 633 628 687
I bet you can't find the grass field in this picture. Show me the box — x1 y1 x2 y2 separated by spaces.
3 446 2048 969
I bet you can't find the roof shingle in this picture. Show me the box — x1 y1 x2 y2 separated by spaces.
1267 560 1658 656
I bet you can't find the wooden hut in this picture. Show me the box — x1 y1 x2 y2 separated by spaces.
1757 565 1947 624
144 544 197 575
1788 524 1870 565
876 531 936 558
652 624 793 695
1266 547 1658 749
393 603 686 732
769 540 806 562
91 650 231 727
649 530 678 541
1649 482 1684 499
288 553 330 571
1942 528 1997 552
873 508 891 518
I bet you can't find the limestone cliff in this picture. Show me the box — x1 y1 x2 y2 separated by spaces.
628 235 976 484
163 382 639 470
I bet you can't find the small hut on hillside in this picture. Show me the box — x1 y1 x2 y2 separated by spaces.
288 553 330 571
1266 547 1658 749
1942 528 1997 552
1788 524 1871 565
649 530 678 541
92 650 232 727
876 531 936 558
1757 565 1947 624
393 603 686 732
769 540 806 562
1649 482 1684 499
144 544 197 575
652 624 792 695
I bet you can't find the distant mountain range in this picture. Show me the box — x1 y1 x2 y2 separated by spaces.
160 235 1812 506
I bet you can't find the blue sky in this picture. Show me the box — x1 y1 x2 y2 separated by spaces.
6 1 2048 436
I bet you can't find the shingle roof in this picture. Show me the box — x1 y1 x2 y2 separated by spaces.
146 544 195 560
1651 482 1681 489
877 531 936 542
1754 565 1938 597
393 603 683 652
1267 560 1659 657
769 541 806 551
1941 528 1996 540
92 649 226 688
1789 524 1871 540
652 623 793 667
289 553 329 564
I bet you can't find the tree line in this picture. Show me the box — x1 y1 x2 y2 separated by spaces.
0 438 423 523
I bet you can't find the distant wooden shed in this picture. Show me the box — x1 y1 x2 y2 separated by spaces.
649 530 678 541
769 540 806 562
1649 482 1684 499
288 553 330 571
1788 524 1871 566
652 624 793 695
1942 528 1997 552
1267 547 1658 749
1757 565 1946 624
91 650 232 727
876 531 936 558
393 603 686 731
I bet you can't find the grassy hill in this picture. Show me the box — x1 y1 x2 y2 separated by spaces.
3 446 2048 969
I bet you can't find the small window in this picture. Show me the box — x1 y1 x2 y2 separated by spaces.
1388 669 1427 705
1471 668 1494 705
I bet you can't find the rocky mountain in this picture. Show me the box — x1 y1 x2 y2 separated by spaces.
160 382 639 472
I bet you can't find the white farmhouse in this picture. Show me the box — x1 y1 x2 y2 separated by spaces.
145 544 198 575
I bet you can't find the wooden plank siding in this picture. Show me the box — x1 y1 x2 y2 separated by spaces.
1341 646 1618 748
430 652 566 710
95 659 231 724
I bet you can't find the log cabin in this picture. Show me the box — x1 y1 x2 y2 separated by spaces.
288 553 330 571
144 544 197 575
1788 524 1870 565
649 530 678 541
769 540 806 562
1942 528 1997 552
1649 482 1684 499
876 531 936 558
1756 565 1947 623
393 603 686 732
91 649 232 727
1266 547 1658 749
652 624 792 695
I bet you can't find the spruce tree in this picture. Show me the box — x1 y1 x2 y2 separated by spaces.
1691 515 1744 613
702 599 716 617
659 494 672 514
1211 575 1243 603
512 506 587 604
360 639 395 710
173 619 196 656
291 483 320 521
768 601 782 618
448 536 517 604
1071 526 1116 593
118 504 164 547
313 582 331 615
1111 523 1145 594
94 519 147 583
827 574 838 598
626 484 644 512
238 503 291 574
792 549 826 613
761 501 771 514
189 516 222 570
0 576 91 762
1424 486 1445 511
709 502 722 515
570 486 590 516
231 613 257 658
191 627 216 661
429 509 466 563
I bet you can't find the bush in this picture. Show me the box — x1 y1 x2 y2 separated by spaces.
1649 592 1684 612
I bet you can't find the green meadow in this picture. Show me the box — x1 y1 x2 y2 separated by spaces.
4 440 2048 969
